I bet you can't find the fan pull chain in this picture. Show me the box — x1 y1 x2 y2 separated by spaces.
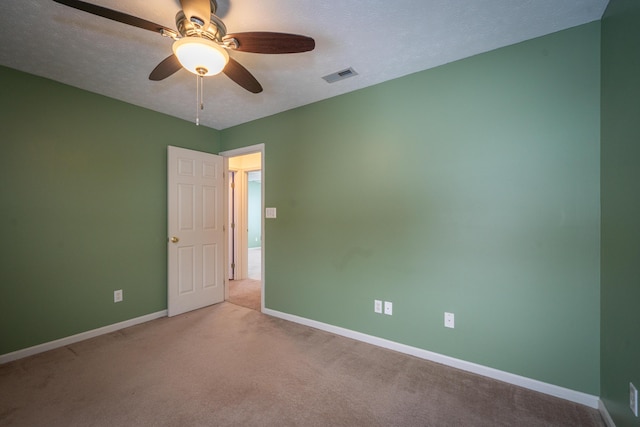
195 74 205 126
195 75 199 126
200 74 204 112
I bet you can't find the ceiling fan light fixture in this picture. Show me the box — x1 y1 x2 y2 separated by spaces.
172 37 229 76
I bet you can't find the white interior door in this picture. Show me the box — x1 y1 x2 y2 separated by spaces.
168 146 224 317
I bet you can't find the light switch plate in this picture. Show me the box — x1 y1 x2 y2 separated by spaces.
265 207 277 218
374 300 382 314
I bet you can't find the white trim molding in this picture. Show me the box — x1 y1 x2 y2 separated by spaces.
598 400 616 427
263 308 600 409
219 143 265 158
219 143 266 312
0 310 167 365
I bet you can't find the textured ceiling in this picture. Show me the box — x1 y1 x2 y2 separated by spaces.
0 0 608 130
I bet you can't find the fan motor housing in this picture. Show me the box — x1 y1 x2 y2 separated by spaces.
175 0 226 42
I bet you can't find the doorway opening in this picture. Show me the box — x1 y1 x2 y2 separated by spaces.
247 170 262 280
222 146 263 312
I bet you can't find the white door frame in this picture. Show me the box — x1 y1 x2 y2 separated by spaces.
228 167 248 279
227 170 246 281
219 143 265 312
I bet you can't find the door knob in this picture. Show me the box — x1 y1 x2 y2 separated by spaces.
170 236 179 243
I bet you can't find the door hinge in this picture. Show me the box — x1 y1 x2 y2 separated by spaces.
231 222 235 229
230 182 235 189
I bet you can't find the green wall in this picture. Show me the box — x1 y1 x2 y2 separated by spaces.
0 66 220 354
221 23 601 395
601 0 640 425
0 18 611 402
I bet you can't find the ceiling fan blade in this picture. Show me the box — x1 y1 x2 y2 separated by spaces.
149 55 183 81
52 0 173 34
180 0 211 29
224 32 315 54
223 58 263 94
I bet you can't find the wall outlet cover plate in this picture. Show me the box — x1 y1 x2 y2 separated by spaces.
444 312 455 328
384 301 393 316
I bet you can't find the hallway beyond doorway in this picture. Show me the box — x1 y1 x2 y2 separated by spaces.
229 247 261 311
228 279 261 311
248 247 261 280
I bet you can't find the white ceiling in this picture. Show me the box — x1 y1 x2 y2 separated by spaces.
0 0 608 130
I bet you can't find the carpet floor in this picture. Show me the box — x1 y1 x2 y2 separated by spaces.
228 279 261 311
0 303 604 426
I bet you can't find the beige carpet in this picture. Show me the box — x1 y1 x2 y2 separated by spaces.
0 303 604 426
228 279 261 311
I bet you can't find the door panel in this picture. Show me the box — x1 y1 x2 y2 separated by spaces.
168 146 224 316
177 246 195 294
178 184 195 230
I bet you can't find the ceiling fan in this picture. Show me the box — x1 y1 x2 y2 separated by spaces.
52 0 316 94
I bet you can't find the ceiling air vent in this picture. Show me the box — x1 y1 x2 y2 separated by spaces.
322 67 358 83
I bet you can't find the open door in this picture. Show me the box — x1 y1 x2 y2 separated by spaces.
167 146 224 317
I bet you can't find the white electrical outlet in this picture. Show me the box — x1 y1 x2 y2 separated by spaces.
384 301 393 316
374 300 382 314
114 289 123 303
631 382 638 417
444 312 455 328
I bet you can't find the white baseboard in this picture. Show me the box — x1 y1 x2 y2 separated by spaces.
0 310 167 365
263 308 600 409
599 399 616 427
